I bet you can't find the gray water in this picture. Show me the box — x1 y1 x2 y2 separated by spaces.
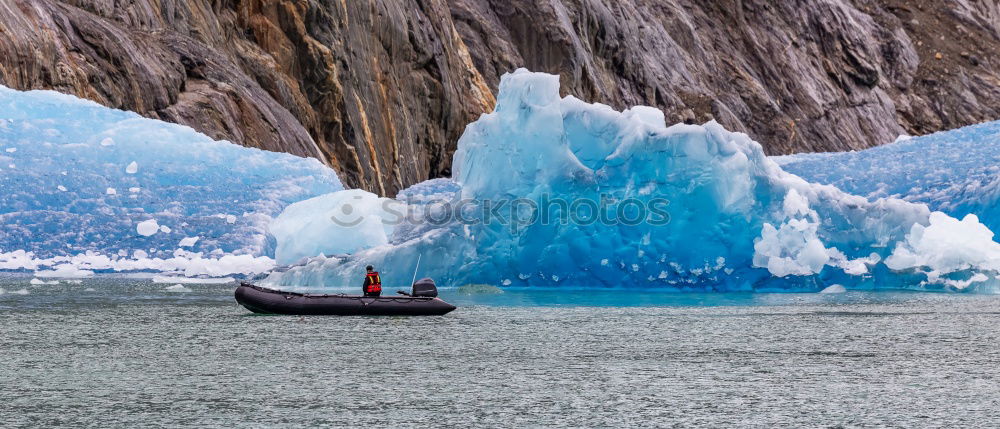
2 276 1000 427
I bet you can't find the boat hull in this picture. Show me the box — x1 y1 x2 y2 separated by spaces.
234 283 456 316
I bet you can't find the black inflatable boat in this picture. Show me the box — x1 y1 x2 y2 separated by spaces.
234 279 456 316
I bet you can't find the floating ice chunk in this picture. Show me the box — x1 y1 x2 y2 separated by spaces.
125 161 138 174
886 212 1000 283
129 187 140 193
225 215 237 224
5 147 15 153
106 187 117 195
57 185 67 192
8 288 30 295
29 278 59 285
1 248 273 277
178 237 199 247
136 219 159 236
152 276 234 284
133 249 148 259
819 284 847 294
0 250 37 270
159 225 171 233
100 137 114 146
164 284 191 292
34 264 95 278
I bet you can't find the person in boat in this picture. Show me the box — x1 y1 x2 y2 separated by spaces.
362 265 382 297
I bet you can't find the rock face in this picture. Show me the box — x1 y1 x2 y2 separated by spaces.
451 0 1000 153
1 0 998 194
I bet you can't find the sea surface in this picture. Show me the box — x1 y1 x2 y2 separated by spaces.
2 275 1000 427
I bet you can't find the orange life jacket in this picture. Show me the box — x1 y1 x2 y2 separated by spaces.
364 272 382 293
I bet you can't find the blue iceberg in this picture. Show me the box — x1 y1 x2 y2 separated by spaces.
3 71 998 290
0 86 341 276
776 121 1000 232
266 70 1000 292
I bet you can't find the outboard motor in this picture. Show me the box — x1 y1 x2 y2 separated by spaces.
411 278 438 297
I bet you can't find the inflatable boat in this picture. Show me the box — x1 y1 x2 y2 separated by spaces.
234 279 456 316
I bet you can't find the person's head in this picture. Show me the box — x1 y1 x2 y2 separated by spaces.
366 265 374 272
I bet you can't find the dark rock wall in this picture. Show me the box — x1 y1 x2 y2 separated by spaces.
451 0 1000 153
1 0 998 194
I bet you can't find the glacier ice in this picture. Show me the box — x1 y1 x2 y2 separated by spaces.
884 212 1000 280
776 120 1000 232
265 69 1000 292
4 71 999 291
269 189 402 265
0 85 342 275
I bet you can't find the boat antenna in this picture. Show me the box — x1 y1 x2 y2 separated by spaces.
410 253 422 286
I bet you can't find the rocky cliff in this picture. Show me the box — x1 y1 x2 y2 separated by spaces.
451 0 1000 153
2 0 998 194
